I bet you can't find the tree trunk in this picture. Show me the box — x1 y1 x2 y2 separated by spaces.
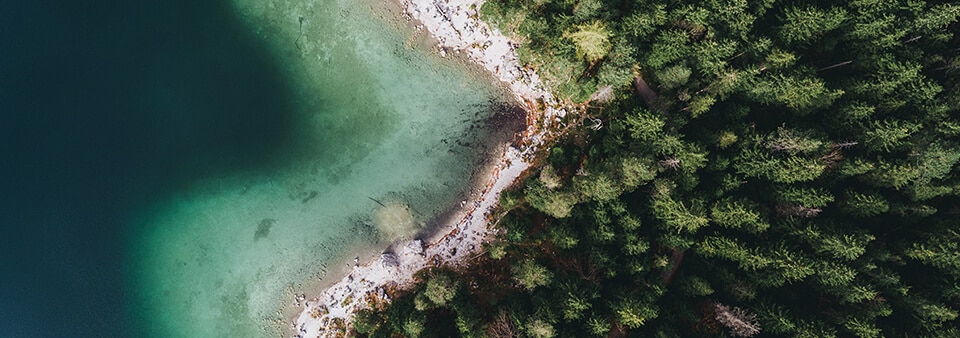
633 75 658 105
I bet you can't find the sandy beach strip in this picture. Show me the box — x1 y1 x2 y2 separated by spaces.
290 1 567 336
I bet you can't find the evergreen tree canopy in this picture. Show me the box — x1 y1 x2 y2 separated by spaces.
360 0 960 336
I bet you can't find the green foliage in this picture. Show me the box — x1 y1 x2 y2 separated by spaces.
455 304 482 336
840 191 890 217
655 64 691 90
623 108 665 140
547 223 579 249
538 165 563 189
862 119 921 152
915 145 960 184
424 273 458 307
617 156 657 190
765 48 796 69
487 241 508 259
756 302 797 334
560 291 594 320
686 93 717 117
842 316 882 338
736 149 826 183
774 186 834 208
563 21 611 64
622 4 667 39
693 39 739 76
907 230 960 277
718 131 738 149
353 309 380 334
698 236 769 271
851 61 926 100
764 126 826 155
747 75 842 111
812 261 857 287
525 318 556 338
646 29 692 70
914 3 960 32
677 275 714 296
763 247 816 286
526 182 578 218
839 158 875 177
778 6 848 45
403 315 426 337
586 316 611 336
652 195 710 233
613 295 658 329
573 173 620 202
814 233 873 261
572 0 603 21
512 259 554 291
710 198 769 234
915 302 959 326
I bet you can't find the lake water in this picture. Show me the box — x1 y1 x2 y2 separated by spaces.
0 0 517 336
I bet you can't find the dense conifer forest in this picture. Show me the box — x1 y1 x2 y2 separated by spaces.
356 0 960 336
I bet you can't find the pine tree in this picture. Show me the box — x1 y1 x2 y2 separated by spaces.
906 229 960 278
512 259 554 290
861 119 921 152
778 6 848 45
774 186 835 208
840 191 890 217
526 182 579 218
651 195 710 233
424 273 459 307
710 198 769 234
746 74 841 111
564 21 612 65
612 293 659 329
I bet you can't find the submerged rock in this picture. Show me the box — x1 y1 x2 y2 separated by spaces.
254 218 276 241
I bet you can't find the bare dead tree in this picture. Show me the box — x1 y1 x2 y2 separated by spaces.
486 311 517 338
832 140 859 149
588 85 615 105
660 157 681 170
776 203 822 218
764 127 823 154
902 35 923 44
767 143 796 153
712 302 761 337
821 149 845 169
585 117 603 130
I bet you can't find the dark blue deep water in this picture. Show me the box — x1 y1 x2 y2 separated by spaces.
0 1 296 336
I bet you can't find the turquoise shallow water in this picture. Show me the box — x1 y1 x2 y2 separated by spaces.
127 0 515 336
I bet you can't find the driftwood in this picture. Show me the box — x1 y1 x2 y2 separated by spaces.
367 196 387 207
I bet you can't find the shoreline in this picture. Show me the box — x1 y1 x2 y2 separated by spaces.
291 0 568 336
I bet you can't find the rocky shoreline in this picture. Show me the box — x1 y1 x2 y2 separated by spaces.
291 1 568 336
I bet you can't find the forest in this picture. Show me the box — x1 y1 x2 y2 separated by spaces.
354 0 960 336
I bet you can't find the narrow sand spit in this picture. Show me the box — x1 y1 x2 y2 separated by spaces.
291 1 568 336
